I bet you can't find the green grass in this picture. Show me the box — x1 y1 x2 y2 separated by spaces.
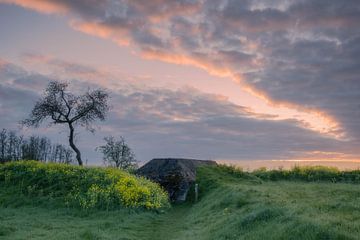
1 163 360 239
183 166 360 239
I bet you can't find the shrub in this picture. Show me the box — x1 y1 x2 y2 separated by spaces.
253 165 360 183
0 161 169 210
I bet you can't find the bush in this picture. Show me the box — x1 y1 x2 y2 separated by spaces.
0 161 169 210
253 165 360 183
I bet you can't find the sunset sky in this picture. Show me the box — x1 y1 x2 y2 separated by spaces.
0 0 359 164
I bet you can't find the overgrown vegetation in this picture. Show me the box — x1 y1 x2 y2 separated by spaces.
1 164 360 239
253 165 360 182
206 164 360 183
0 161 169 210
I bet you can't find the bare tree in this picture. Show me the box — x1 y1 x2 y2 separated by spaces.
7 131 17 161
63 147 74 164
22 136 40 160
22 81 109 165
39 137 51 161
97 136 137 170
0 129 7 162
15 135 24 161
0 128 74 164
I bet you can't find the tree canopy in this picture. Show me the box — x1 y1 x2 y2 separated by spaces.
97 136 137 170
23 81 110 165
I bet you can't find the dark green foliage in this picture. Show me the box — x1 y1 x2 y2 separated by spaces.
0 226 16 237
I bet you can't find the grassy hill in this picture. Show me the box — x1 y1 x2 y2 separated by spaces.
0 161 169 210
1 162 360 239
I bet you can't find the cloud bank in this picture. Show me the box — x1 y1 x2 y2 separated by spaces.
0 0 359 162
0 57 358 163
2 0 359 140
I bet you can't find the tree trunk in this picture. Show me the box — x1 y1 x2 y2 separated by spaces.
68 123 83 166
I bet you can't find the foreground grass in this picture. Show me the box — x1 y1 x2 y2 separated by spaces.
0 187 185 240
0 203 155 239
1 164 360 239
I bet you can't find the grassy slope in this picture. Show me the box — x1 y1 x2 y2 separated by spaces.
178 166 360 239
1 166 360 239
0 161 169 210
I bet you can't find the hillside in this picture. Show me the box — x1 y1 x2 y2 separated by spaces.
0 161 169 210
1 163 360 239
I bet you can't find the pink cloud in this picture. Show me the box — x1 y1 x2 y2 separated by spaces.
2 0 358 141
0 0 68 14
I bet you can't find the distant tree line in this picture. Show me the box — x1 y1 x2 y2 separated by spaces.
0 129 74 164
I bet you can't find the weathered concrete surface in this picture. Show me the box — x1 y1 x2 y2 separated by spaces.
137 158 217 202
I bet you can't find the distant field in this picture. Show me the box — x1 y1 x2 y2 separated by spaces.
1 163 360 239
218 160 360 171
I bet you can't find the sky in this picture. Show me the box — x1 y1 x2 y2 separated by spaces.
0 0 359 165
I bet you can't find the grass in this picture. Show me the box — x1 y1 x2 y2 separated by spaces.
183 166 360 239
0 202 158 239
1 163 360 239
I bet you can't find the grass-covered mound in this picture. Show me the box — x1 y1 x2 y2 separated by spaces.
0 161 169 210
182 165 360 239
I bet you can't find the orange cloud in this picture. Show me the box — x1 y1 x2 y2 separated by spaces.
1 0 345 140
141 49 234 78
233 76 343 138
141 49 343 139
0 0 68 14
70 20 131 46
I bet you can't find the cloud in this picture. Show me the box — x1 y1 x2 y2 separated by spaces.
0 57 358 163
2 0 358 141
1 1 359 160
0 0 68 14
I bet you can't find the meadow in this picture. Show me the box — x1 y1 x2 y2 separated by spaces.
1 162 360 239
